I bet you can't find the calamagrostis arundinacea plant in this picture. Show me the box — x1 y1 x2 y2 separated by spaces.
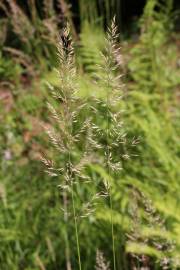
127 189 175 269
42 25 103 270
93 17 139 270
6 0 34 44
93 18 124 270
43 25 82 270
96 250 110 270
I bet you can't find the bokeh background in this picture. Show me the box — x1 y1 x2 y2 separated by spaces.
0 0 180 269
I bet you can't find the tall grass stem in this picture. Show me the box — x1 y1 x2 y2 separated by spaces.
106 88 116 270
71 183 82 270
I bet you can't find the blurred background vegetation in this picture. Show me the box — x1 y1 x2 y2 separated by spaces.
0 0 180 269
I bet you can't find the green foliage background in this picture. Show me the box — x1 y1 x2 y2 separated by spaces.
0 0 180 269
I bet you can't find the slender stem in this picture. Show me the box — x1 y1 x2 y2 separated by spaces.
107 151 116 270
106 68 116 270
65 88 82 270
68 149 82 270
63 191 72 270
71 183 82 270
109 186 116 270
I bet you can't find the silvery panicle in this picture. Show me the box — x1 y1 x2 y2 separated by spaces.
42 25 105 270
90 17 140 270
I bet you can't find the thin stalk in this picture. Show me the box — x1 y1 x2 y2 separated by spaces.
63 191 72 270
106 82 116 270
66 98 82 270
109 186 116 270
70 182 82 270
